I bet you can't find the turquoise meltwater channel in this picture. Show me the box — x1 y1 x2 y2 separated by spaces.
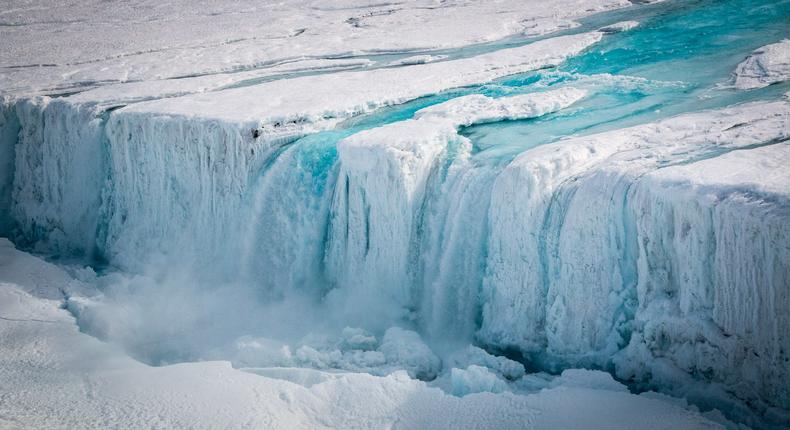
270 0 790 191
240 0 790 308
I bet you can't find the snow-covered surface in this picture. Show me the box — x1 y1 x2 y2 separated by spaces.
733 40 790 89
0 238 726 430
0 0 630 96
412 87 587 125
116 31 602 126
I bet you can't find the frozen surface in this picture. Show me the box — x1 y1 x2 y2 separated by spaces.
115 31 602 125
412 88 587 125
446 346 526 381
598 20 640 34
733 40 790 89
451 365 509 396
0 0 630 96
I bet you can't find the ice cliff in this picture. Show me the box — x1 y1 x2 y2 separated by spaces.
3 86 788 420
1 3 789 428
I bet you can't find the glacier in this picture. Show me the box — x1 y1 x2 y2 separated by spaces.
1 0 790 428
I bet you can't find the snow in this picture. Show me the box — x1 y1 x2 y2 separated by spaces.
116 31 602 126
61 58 375 106
0 238 726 429
413 88 588 126
549 369 628 392
0 0 631 96
733 40 790 89
387 54 447 66
445 346 526 381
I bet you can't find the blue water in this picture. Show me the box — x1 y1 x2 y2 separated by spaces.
461 0 790 162
234 0 788 361
271 0 790 190
45 3 786 426
94 0 790 349
239 0 790 360
50 4 788 424
240 0 790 321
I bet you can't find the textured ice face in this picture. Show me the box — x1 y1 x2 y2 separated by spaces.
480 102 790 419
326 88 588 325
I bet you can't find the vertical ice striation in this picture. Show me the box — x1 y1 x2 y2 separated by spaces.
620 142 790 412
0 97 20 235
480 101 790 411
326 88 587 327
9 97 106 257
327 119 462 322
101 111 269 275
416 156 498 342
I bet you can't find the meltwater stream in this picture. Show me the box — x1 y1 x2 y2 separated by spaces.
3 0 789 427
236 0 790 333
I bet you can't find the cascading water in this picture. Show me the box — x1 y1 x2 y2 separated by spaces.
1 0 789 427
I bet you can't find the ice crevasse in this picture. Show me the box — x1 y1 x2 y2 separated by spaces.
0 39 789 424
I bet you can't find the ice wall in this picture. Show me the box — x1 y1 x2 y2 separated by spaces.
480 101 790 413
326 88 586 328
1 62 789 424
100 111 274 276
620 142 790 415
2 31 605 274
0 97 19 235
324 91 790 414
6 97 106 257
